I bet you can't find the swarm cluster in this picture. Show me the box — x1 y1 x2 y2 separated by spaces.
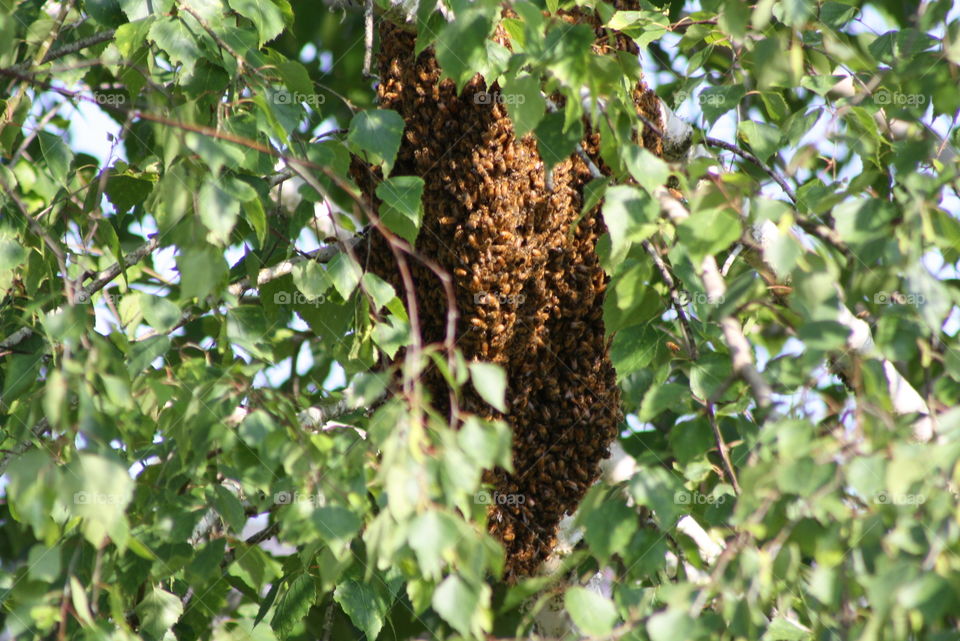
351 7 663 579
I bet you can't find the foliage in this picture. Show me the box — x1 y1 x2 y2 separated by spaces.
1 0 960 639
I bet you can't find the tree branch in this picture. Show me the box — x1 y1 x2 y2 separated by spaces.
0 236 161 350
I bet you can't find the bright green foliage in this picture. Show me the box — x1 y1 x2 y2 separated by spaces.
1 1 960 640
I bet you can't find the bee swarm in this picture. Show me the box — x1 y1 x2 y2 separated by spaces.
351 6 663 579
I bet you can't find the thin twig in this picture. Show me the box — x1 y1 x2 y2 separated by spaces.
700 254 773 409
703 135 797 203
641 240 698 359
38 29 116 65
705 401 740 494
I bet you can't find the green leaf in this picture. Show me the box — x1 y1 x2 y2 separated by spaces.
408 511 460 579
457 416 512 470
564 587 618 637
606 11 669 49
432 575 490 638
105 171 154 213
764 616 812 640
699 85 745 124
312 506 361 550
906 265 952 334
647 609 700 641
239 409 278 447
292 260 329 300
820 2 858 29
376 175 425 245
690 351 735 401
187 538 227 585
136 587 183 641
27 544 61 583
372 316 409 358
126 336 171 376
64 453 134 547
334 578 391 641
198 181 239 246
719 0 750 40
213 485 247 533
778 0 814 27
737 120 782 163
271 574 317 639
361 272 397 311
623 145 670 194
677 208 741 262
6 450 60 543
469 361 507 412
348 109 405 175
639 382 691 421
325 252 362 300
244 197 268 248
226 306 271 361
148 17 202 76
177 245 228 300
601 185 658 264
277 60 314 97
580 495 639 562
535 110 583 171
434 3 495 90
2 352 42 401
227 0 285 46
37 131 73 186
140 295 181 333
761 224 802 279
502 74 546 138
119 0 173 20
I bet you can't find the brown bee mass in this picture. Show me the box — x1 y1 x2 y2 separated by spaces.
351 6 663 579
